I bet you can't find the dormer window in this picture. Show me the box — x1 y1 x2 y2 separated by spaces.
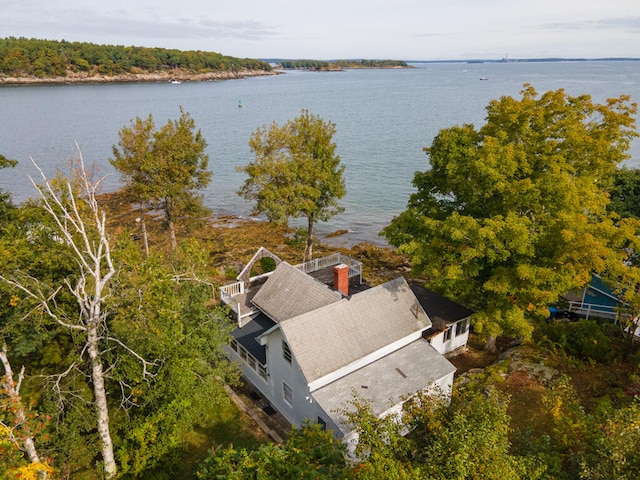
283 340 292 363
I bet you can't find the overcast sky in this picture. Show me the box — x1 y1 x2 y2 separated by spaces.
2 0 640 60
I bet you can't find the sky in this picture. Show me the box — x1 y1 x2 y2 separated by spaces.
2 0 640 61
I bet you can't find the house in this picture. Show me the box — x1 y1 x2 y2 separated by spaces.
411 283 472 356
564 274 622 321
220 248 473 447
562 274 640 337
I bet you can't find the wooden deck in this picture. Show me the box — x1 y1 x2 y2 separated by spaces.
221 252 364 321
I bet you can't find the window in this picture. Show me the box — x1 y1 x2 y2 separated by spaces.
283 341 292 363
317 416 327 431
455 319 468 336
283 382 293 406
248 355 257 370
231 339 268 382
444 327 452 342
239 346 248 362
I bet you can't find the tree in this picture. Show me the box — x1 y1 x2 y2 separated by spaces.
0 154 17 223
197 423 350 479
0 158 236 477
405 389 544 479
331 388 544 479
238 109 346 261
105 239 236 477
603 168 640 346
608 167 640 219
0 155 158 479
111 107 212 251
0 343 54 479
383 85 638 350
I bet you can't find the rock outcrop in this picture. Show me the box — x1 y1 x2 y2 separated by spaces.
0 68 279 85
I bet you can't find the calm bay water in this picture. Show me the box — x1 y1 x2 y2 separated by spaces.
1 61 640 246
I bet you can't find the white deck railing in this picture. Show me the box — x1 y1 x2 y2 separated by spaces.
220 281 244 321
220 280 244 299
220 253 363 306
567 301 619 320
294 253 362 281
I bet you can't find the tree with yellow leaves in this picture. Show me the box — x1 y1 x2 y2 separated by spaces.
384 85 638 350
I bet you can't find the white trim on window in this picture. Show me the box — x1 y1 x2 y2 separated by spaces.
444 326 452 342
455 318 468 336
283 382 293 406
283 340 292 363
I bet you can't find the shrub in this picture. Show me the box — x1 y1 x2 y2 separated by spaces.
259 256 276 273
535 319 619 363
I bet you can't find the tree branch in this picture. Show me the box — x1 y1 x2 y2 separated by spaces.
0 275 86 331
103 336 159 379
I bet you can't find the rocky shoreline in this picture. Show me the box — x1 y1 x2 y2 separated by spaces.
0 68 280 85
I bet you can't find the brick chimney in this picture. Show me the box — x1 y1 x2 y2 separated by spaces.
333 264 349 296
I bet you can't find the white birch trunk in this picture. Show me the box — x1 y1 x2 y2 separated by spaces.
1 153 158 479
0 345 42 467
168 217 177 251
140 211 150 258
87 326 117 479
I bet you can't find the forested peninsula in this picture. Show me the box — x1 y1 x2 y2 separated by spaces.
0 37 275 85
278 58 409 71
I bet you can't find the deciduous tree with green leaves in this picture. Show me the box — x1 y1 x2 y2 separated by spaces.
238 109 346 261
383 85 638 350
0 154 17 223
608 167 640 219
105 239 236 478
197 422 350 480
332 389 544 479
111 108 212 251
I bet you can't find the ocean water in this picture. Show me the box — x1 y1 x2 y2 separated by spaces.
1 61 640 246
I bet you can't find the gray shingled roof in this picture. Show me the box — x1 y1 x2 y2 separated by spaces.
279 276 432 383
251 262 343 323
312 339 456 435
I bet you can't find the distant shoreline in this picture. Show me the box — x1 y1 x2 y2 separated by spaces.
406 57 640 64
0 68 279 86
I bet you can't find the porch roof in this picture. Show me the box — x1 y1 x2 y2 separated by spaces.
231 313 275 364
409 284 474 329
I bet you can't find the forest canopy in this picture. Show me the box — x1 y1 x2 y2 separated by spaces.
0 37 272 77
279 59 408 70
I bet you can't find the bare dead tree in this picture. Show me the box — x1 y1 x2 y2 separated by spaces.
0 151 144 479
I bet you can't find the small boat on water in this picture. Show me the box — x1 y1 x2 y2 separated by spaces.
479 77 488 81
238 100 243 108
170 80 182 84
